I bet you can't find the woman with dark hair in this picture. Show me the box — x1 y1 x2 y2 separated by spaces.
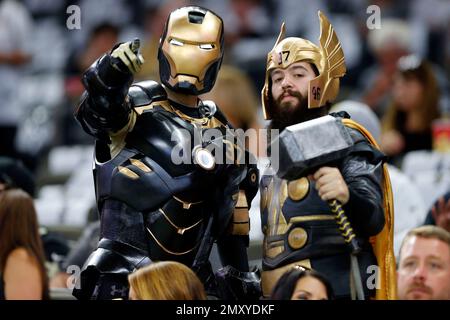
0 189 49 300
380 55 441 161
271 266 334 300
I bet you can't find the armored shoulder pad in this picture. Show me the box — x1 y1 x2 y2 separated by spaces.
128 81 167 107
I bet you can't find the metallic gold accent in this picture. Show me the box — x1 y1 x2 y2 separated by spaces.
230 224 249 235
161 9 223 92
273 22 286 50
146 227 198 255
265 244 284 259
263 176 307 260
230 208 250 235
287 227 308 249
267 240 285 248
339 222 350 231
109 111 137 159
276 181 289 235
118 166 139 179
342 228 352 237
230 191 250 235
307 11 346 108
161 100 226 129
261 259 311 297
236 190 248 208
265 214 335 253
346 233 356 243
152 100 172 112
330 200 343 213
134 104 155 115
250 172 257 183
267 178 289 237
287 177 310 201
172 108 208 125
173 195 203 210
288 214 334 224
130 158 152 173
265 238 285 259
261 11 346 119
158 208 202 235
264 167 336 258
336 216 346 225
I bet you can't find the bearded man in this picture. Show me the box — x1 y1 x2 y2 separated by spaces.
259 12 396 300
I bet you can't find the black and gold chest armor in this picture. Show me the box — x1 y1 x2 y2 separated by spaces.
94 81 246 265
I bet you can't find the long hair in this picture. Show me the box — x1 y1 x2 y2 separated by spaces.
271 267 335 300
382 57 440 132
128 261 207 300
0 188 49 299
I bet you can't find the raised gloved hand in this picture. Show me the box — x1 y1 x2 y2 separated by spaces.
110 38 145 74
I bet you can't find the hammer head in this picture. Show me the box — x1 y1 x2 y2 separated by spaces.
273 115 354 180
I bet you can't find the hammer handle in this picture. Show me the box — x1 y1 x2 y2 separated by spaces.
328 199 361 255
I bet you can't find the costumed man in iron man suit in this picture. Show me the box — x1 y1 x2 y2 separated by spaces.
73 6 259 300
259 12 397 299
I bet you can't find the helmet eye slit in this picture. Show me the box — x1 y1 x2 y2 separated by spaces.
169 38 184 46
199 44 214 50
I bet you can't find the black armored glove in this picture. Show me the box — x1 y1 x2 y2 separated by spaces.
110 39 145 74
77 39 145 136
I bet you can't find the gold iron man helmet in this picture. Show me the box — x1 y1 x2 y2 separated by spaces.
261 11 346 120
158 6 224 95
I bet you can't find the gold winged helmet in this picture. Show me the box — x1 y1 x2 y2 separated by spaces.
261 11 346 119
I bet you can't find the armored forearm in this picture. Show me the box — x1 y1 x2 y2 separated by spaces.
74 54 133 140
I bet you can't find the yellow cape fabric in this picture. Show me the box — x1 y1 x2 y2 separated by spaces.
342 118 397 300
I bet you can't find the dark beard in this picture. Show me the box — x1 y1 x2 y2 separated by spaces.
268 89 327 132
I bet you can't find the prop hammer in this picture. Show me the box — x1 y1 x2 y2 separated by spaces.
272 115 365 299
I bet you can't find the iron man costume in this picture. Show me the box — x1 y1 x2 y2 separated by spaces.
72 6 259 300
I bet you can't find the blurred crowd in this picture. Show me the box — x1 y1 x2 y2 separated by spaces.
0 0 449 300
